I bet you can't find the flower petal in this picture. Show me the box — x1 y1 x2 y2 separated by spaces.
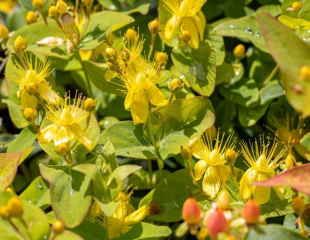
202 166 222 199
193 160 207 181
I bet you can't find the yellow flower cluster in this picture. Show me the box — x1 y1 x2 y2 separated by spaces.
105 29 168 124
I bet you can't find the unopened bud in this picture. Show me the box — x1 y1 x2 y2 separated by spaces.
23 107 37 122
26 11 38 24
292 196 305 216
52 220 65 234
182 198 201 225
242 200 260 224
32 0 44 8
148 19 160 34
205 208 228 238
7 197 23 218
0 206 9 218
55 142 70 154
291 1 303 11
233 44 246 59
56 0 68 15
84 98 96 111
155 51 168 66
48 6 58 17
14 36 28 52
0 24 9 39
225 148 237 163
105 47 116 58
125 28 137 42
168 78 183 91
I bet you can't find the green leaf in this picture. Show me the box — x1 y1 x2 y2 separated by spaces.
40 165 92 228
301 133 310 152
260 81 284 104
73 220 107 240
3 99 29 129
213 15 267 51
100 121 156 160
7 127 36 153
141 170 198 223
219 78 260 107
146 97 215 159
0 152 23 190
108 165 142 185
238 104 269 127
54 231 84 240
114 222 171 240
80 11 134 50
257 13 310 117
20 177 50 208
246 224 307 240
172 40 216 96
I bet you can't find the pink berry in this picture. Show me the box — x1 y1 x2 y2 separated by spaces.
182 198 201 225
242 200 260 224
205 208 228 238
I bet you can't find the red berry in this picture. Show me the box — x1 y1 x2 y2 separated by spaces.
242 200 260 224
182 198 201 225
205 208 228 238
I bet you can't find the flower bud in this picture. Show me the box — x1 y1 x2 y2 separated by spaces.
300 66 310 82
148 19 160 34
291 1 303 11
32 0 44 8
84 98 96 111
155 51 168 66
216 190 230 210
105 47 116 58
180 30 191 44
225 148 237 163
55 142 70 155
125 28 137 42
205 208 228 238
48 6 58 17
292 196 305 216
7 197 23 218
168 78 183 91
0 24 9 39
182 198 201 225
233 44 246 59
242 200 260 224
23 107 37 122
26 11 38 24
284 153 296 169
56 0 68 15
52 220 65 234
14 36 28 52
0 206 9 218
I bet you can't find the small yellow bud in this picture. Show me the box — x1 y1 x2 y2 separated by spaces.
84 98 96 111
5 187 14 193
168 78 183 91
48 6 58 17
52 220 65 234
125 28 137 42
291 1 303 11
292 196 305 215
148 19 160 34
225 148 237 163
7 197 23 218
180 31 191 44
300 66 310 82
216 190 230 210
0 24 9 39
105 47 116 58
82 0 92 6
23 107 37 122
14 36 28 52
284 153 296 169
233 44 246 59
32 0 44 8
155 51 168 65
26 11 38 24
56 0 68 15
55 142 70 154
0 206 9 218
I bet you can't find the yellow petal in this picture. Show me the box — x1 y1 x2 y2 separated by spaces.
195 11 206 40
147 83 168 107
239 169 254 200
165 15 180 41
37 82 61 105
129 90 149 124
161 0 180 14
180 17 200 49
190 138 209 161
202 166 222 199
69 123 93 151
253 173 271 204
193 160 207 181
124 205 149 225
179 0 206 16
20 91 38 109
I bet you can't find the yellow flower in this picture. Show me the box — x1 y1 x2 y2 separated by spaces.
239 138 286 204
190 132 235 199
0 0 16 13
105 193 150 239
108 33 167 124
13 53 61 109
159 0 206 48
39 95 95 152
